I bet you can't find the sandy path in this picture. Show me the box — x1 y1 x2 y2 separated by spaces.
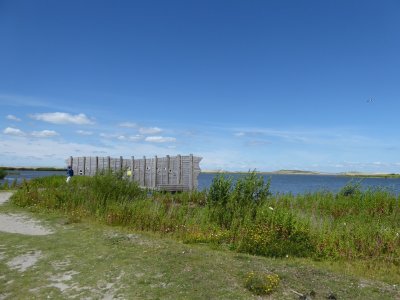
0 192 53 235
0 192 13 205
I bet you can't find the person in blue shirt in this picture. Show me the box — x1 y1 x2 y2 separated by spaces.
66 166 74 183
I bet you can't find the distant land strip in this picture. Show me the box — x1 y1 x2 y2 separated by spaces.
0 167 65 171
1 167 399 178
201 169 400 177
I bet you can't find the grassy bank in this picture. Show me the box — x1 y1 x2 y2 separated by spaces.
9 172 400 284
0 192 398 299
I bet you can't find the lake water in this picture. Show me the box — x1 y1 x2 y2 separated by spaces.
198 173 400 195
2 171 400 195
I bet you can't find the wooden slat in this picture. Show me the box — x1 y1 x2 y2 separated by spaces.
68 155 202 190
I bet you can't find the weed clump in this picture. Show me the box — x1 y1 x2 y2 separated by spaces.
244 271 280 295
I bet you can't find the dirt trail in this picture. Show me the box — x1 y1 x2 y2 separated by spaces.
0 192 53 235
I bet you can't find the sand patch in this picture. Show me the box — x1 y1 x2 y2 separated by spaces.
0 192 53 236
48 270 80 292
0 213 53 235
7 250 43 272
0 192 13 205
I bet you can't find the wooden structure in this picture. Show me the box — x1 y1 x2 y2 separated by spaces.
66 154 202 191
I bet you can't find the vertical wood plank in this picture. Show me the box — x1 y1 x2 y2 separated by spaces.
167 155 170 184
142 156 146 187
131 156 134 181
153 156 157 187
177 154 181 184
189 154 193 191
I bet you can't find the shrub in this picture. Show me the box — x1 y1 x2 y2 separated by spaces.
338 180 362 197
0 169 7 180
231 171 271 207
207 174 232 206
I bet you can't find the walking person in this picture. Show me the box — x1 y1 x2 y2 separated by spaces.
66 166 74 183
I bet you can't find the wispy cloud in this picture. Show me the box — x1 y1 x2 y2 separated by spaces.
232 127 378 147
0 94 49 108
3 127 26 136
31 130 59 138
6 114 21 122
119 122 137 128
30 112 95 125
76 130 93 136
128 135 143 141
3 127 59 138
145 136 176 143
139 127 162 135
99 133 144 142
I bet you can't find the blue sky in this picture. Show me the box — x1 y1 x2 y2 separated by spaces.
1 0 399 172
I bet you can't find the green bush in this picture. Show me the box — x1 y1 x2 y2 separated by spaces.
338 180 362 197
207 174 232 206
0 169 7 180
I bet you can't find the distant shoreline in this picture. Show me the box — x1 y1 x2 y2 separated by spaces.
1 167 399 178
201 170 400 178
0 167 65 171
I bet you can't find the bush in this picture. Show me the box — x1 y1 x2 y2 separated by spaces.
0 169 7 180
207 174 232 206
338 180 362 197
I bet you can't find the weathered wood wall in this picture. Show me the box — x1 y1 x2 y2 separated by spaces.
66 154 202 191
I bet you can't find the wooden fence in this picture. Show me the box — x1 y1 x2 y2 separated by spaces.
66 154 202 191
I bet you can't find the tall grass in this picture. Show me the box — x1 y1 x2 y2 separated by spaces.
10 172 400 264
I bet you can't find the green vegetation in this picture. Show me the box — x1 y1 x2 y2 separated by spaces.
343 173 400 178
8 172 400 287
0 169 6 180
1 201 397 299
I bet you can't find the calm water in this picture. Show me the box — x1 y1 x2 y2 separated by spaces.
2 171 400 195
0 170 66 185
198 173 400 195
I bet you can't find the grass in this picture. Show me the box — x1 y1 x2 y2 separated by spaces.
3 171 400 297
0 193 399 299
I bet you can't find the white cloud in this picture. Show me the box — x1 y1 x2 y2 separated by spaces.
128 135 143 141
119 122 137 128
30 112 95 125
31 130 59 138
76 130 93 136
139 127 162 134
145 136 176 143
3 127 25 136
100 133 120 139
6 114 21 122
